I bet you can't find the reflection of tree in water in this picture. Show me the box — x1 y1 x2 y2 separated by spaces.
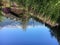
0 10 3 22
50 28 60 45
21 16 30 31
0 11 30 30
33 17 60 45
45 24 60 45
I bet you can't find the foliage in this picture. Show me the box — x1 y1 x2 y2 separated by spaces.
1 0 60 24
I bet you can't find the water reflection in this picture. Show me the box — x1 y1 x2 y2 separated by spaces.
0 16 60 45
0 16 43 30
49 26 60 45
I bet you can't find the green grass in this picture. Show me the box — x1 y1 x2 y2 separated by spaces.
1 0 60 24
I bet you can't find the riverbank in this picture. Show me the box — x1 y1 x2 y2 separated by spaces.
29 13 58 27
1 1 59 28
2 7 59 28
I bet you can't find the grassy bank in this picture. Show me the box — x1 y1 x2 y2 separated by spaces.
11 0 60 24
1 0 60 26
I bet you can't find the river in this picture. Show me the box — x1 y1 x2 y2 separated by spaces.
0 16 59 45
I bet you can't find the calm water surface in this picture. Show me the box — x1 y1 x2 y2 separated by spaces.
0 17 59 45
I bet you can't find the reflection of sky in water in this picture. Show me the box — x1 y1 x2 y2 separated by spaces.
0 18 44 29
0 18 59 45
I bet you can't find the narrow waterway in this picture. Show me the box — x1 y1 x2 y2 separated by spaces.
0 16 59 45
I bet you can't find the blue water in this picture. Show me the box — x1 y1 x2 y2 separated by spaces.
0 18 59 45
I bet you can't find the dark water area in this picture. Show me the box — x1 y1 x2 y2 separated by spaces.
0 16 60 45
